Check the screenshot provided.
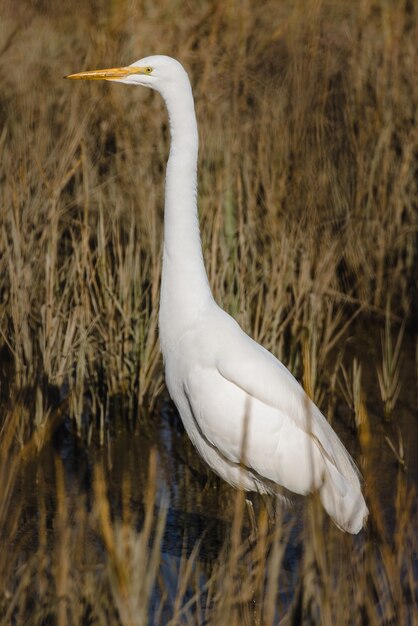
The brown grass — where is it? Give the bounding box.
[0,407,416,625]
[0,0,417,624]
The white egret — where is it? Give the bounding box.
[67,55,368,533]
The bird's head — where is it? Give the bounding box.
[65,55,189,97]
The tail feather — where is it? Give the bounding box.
[320,460,368,534]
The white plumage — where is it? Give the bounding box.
[67,55,368,534]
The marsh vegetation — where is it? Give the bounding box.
[0,0,417,623]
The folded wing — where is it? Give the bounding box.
[185,313,368,533]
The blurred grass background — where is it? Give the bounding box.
[0,0,417,624]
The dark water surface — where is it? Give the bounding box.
[9,328,418,621]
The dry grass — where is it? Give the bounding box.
[0,406,416,626]
[0,0,417,624]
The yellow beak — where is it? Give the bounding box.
[65,66,146,81]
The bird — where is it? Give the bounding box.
[66,55,368,534]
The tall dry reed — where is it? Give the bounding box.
[0,0,416,624]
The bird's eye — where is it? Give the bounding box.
[145,67,153,74]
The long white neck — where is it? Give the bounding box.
[158,80,213,357]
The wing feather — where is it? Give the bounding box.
[182,306,367,531]
[213,315,361,486]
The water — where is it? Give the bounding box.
[5,328,418,622]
